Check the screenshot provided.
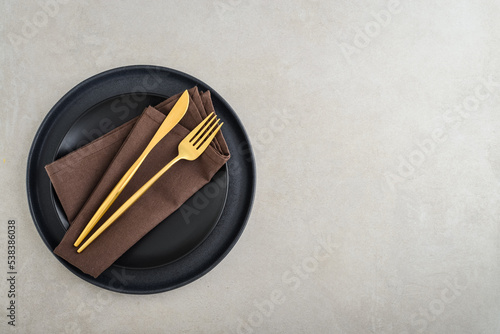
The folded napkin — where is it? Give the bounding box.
[48,87,230,278]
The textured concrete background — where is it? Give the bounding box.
[1,0,500,333]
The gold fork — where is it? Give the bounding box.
[77,112,223,253]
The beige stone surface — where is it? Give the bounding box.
[1,0,500,333]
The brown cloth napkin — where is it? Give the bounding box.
[47,87,230,278]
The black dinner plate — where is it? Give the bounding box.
[26,65,255,294]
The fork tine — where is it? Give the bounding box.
[196,122,223,152]
[195,118,219,148]
[191,114,217,144]
[186,112,215,141]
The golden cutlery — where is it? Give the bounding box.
[77,112,222,253]
[73,90,190,247]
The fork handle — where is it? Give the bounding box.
[73,147,152,247]
[77,155,183,253]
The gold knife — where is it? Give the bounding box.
[73,90,190,247]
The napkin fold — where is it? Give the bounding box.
[48,87,230,278]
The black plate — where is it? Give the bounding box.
[54,94,229,269]
[26,65,255,294]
